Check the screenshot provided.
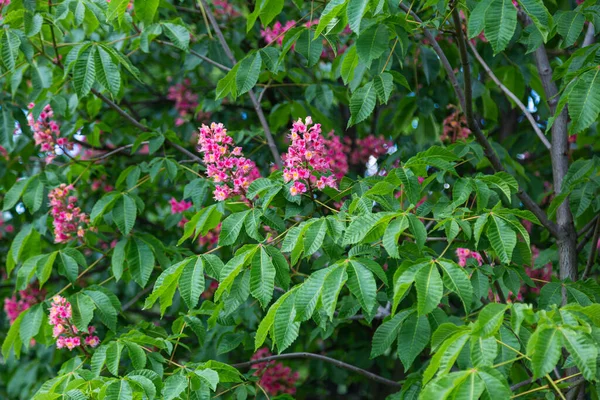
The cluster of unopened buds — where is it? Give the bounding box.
[48,184,90,243]
[441,105,471,142]
[282,117,337,196]
[49,295,100,350]
[28,103,73,164]
[251,348,299,395]
[3,285,46,324]
[456,248,483,267]
[197,122,261,201]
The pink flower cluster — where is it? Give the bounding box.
[0,0,10,8]
[197,122,261,201]
[282,117,337,196]
[3,285,46,324]
[260,21,296,46]
[441,105,471,142]
[48,184,90,243]
[323,132,350,179]
[213,0,239,18]
[456,248,483,267]
[28,103,73,164]
[351,135,393,165]
[0,145,7,159]
[91,176,114,193]
[170,197,193,227]
[167,79,205,127]
[201,280,219,300]
[49,295,100,350]
[0,214,14,239]
[251,348,299,396]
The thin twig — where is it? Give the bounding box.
[157,40,230,71]
[581,217,600,280]
[231,352,401,388]
[199,0,282,168]
[577,216,598,237]
[467,40,551,150]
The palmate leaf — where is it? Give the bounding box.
[484,0,517,54]
[162,23,190,51]
[560,328,597,380]
[477,368,511,400]
[371,309,413,358]
[527,326,562,379]
[392,261,428,315]
[71,292,96,332]
[415,262,443,315]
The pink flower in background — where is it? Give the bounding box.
[48,184,90,243]
[91,176,114,193]
[260,21,296,46]
[251,348,299,395]
[170,198,192,214]
[197,122,261,201]
[0,214,14,239]
[49,295,100,351]
[3,285,46,324]
[28,103,73,164]
[198,223,221,248]
[441,105,471,142]
[323,131,350,179]
[213,0,240,18]
[351,135,393,165]
[282,117,338,196]
[456,248,483,267]
[167,79,212,126]
[201,280,219,299]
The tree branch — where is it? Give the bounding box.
[156,40,231,71]
[581,217,600,280]
[232,352,401,388]
[467,40,551,150]
[199,0,282,168]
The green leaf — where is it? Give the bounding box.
[90,192,119,224]
[343,213,389,245]
[568,69,600,134]
[295,267,330,321]
[415,262,443,315]
[423,330,469,384]
[255,289,296,350]
[470,336,498,367]
[260,47,281,73]
[216,63,239,100]
[273,292,300,352]
[473,213,489,247]
[407,213,427,250]
[19,305,43,346]
[143,260,186,313]
[218,210,250,246]
[382,216,408,258]
[22,176,44,213]
[125,341,147,370]
[2,312,23,360]
[1,30,21,71]
[85,289,118,331]
[397,312,430,370]
[437,260,473,313]
[341,46,359,85]
[527,326,562,379]
[106,341,123,376]
[3,178,28,211]
[128,238,155,288]
[478,369,512,399]
[24,13,43,37]
[347,259,377,312]
[373,72,394,104]
[95,47,121,96]
[472,303,507,337]
[303,219,327,256]
[295,29,323,67]
[113,194,137,236]
[180,257,204,309]
[235,53,262,96]
[37,252,58,288]
[315,0,346,37]
[250,247,276,309]
[194,368,220,391]
[73,45,97,97]
[58,251,79,282]
[348,81,376,127]
[106,380,133,400]
[112,239,127,281]
[71,292,96,332]
[134,0,159,25]
[214,250,253,301]
[517,0,551,40]
[371,309,413,358]
[356,24,390,64]
[347,0,369,34]
[321,263,348,320]
[185,316,206,346]
[162,23,190,51]
[486,215,516,264]
[560,328,597,380]
[392,261,427,315]
[484,0,517,54]
[163,374,187,400]
[557,11,585,48]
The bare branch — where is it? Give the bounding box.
[199,0,283,168]
[156,40,231,71]
[467,40,551,150]
[582,218,600,280]
[232,352,401,388]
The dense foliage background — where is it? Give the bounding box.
[1,0,600,398]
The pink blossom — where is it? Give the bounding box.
[197,122,261,201]
[260,21,296,46]
[455,248,483,267]
[323,132,350,179]
[169,198,192,214]
[213,0,240,18]
[28,104,72,164]
[201,280,219,299]
[3,285,46,324]
[282,117,338,196]
[251,348,299,395]
[85,336,100,348]
[441,105,471,142]
[167,79,211,126]
[48,295,100,351]
[199,223,221,248]
[48,184,90,243]
[351,135,393,165]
